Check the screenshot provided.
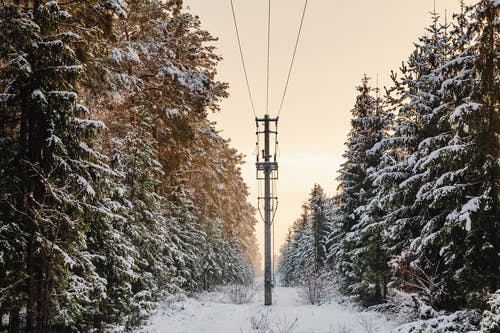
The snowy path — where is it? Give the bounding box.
[136,281,398,333]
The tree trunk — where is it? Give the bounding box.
[26,236,35,332]
[39,253,53,333]
[8,306,20,333]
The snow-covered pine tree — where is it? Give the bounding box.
[178,120,257,289]
[108,106,176,327]
[350,84,392,305]
[278,227,297,287]
[327,75,390,304]
[0,0,259,329]
[308,184,330,271]
[405,0,499,309]
[373,8,451,266]
[279,184,334,288]
[365,10,456,308]
[76,0,256,294]
[0,2,122,331]
[278,205,315,286]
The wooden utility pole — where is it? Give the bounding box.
[256,114,278,305]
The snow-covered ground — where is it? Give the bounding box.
[136,281,398,333]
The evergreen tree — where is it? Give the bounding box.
[327,75,390,304]
[279,206,314,286]
[107,106,175,326]
[0,0,260,330]
[278,227,297,287]
[405,0,499,309]
[374,8,451,264]
[279,186,332,287]
[308,184,330,271]
[370,10,456,307]
[0,2,119,331]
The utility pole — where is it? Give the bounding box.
[256,114,278,306]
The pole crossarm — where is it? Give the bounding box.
[256,116,279,122]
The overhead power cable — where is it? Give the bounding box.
[277,0,308,118]
[229,0,257,118]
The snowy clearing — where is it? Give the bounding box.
[136,281,398,333]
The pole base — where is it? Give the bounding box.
[264,282,272,305]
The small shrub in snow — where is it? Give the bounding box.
[249,310,271,333]
[299,268,334,305]
[274,315,298,333]
[226,282,257,304]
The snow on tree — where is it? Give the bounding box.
[326,75,391,305]
[279,185,333,288]
[308,184,330,270]
[373,8,452,263]
[279,206,313,286]
[480,290,500,333]
[0,0,260,331]
[0,2,119,330]
[278,2,497,329]
[406,0,499,309]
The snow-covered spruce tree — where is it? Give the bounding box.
[164,189,205,291]
[201,232,251,290]
[76,0,256,293]
[0,2,121,331]
[278,227,297,287]
[351,92,392,305]
[279,206,314,286]
[1,0,260,330]
[327,75,391,305]
[108,107,177,327]
[308,184,330,271]
[387,5,474,308]
[178,121,257,289]
[375,9,451,261]
[402,0,499,309]
[279,186,332,288]
[453,0,500,306]
[369,11,457,307]
[0,4,38,330]
[295,213,315,284]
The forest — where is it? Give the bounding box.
[279,1,499,332]
[0,0,260,331]
[1,0,499,332]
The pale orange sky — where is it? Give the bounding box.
[183,0,472,264]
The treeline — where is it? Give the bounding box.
[280,0,498,327]
[0,0,259,331]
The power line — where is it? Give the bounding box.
[229,0,257,118]
[277,0,308,118]
[266,0,271,116]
